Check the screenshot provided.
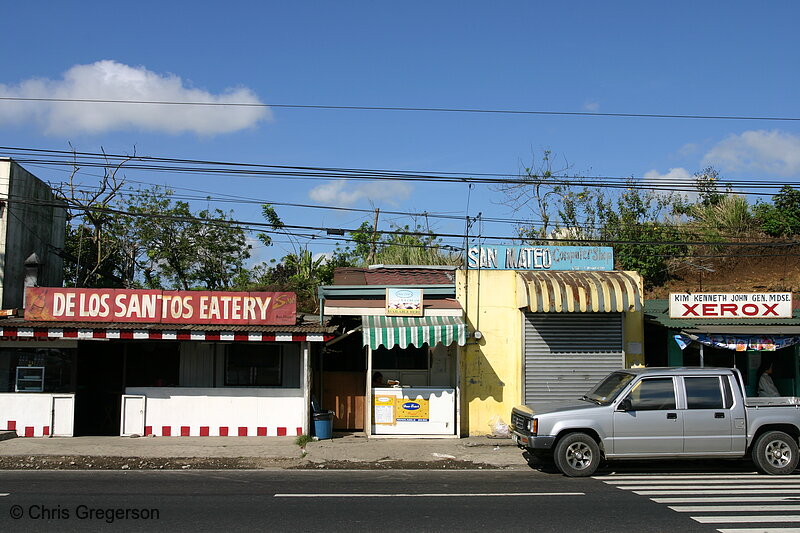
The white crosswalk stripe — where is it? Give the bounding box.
[595,473,800,533]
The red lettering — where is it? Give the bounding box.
[682,304,700,317]
[702,303,718,316]
[763,303,780,316]
[741,303,759,316]
[719,303,738,316]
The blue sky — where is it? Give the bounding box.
[2,1,799,263]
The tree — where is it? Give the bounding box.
[128,187,250,290]
[55,148,136,288]
[755,185,800,237]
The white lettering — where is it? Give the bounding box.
[53,293,66,317]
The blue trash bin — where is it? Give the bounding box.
[313,410,334,440]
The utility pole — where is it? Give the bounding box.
[367,208,380,265]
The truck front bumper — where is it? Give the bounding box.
[511,431,555,450]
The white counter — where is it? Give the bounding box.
[372,387,455,435]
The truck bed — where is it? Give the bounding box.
[744,396,800,407]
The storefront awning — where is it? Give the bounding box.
[362,315,467,350]
[518,271,642,313]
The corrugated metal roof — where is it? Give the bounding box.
[333,267,455,286]
[0,318,336,334]
[518,271,642,313]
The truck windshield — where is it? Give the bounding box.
[583,372,635,405]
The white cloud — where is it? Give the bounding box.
[308,179,413,206]
[583,100,599,112]
[0,60,270,135]
[642,167,697,200]
[703,129,800,176]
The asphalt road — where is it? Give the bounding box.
[0,468,792,532]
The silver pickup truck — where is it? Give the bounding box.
[511,367,800,477]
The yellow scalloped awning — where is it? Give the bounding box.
[518,271,642,313]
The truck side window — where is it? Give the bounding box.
[685,377,724,409]
[626,378,676,411]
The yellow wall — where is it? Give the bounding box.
[456,269,644,436]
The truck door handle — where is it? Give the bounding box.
[667,413,677,419]
[715,412,725,419]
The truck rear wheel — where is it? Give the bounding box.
[554,433,601,477]
[752,431,799,475]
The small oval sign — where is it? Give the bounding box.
[402,402,421,410]
[395,290,414,298]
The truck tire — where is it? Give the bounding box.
[752,431,799,475]
[554,433,601,477]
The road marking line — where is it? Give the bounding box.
[670,505,800,512]
[635,489,800,495]
[274,492,585,498]
[0,493,8,497]
[595,475,761,480]
[607,479,800,485]
[693,515,800,524]
[654,497,800,504]
[622,485,800,491]
[717,527,800,533]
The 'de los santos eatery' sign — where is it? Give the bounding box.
[24,288,296,325]
[669,292,793,319]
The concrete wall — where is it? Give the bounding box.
[0,160,66,309]
[456,269,645,436]
[124,387,304,436]
[0,393,75,437]
[457,270,522,436]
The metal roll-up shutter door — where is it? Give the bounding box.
[524,312,624,405]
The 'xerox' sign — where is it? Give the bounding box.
[669,293,793,319]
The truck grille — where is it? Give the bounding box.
[511,411,528,432]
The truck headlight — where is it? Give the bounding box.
[528,418,538,435]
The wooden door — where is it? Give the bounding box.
[322,371,365,430]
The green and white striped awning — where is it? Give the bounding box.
[362,315,467,350]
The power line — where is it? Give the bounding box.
[1,96,800,122]
[6,193,800,250]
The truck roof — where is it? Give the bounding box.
[619,367,738,376]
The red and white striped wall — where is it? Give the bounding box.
[0,393,74,437]
[142,425,303,437]
[123,388,307,437]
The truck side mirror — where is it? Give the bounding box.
[617,398,633,412]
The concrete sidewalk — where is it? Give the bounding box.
[0,431,528,470]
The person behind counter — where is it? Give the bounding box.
[757,360,780,397]
[372,372,399,388]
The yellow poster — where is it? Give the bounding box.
[373,394,396,425]
[395,398,430,422]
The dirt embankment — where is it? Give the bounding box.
[648,245,800,298]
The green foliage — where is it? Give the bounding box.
[755,185,800,237]
[690,195,755,241]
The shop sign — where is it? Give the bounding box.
[385,288,423,316]
[24,288,296,325]
[395,398,429,422]
[466,245,613,271]
[669,292,793,319]
[373,395,396,425]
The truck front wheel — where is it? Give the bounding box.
[554,433,601,477]
[752,431,799,475]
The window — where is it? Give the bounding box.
[225,344,282,386]
[586,372,635,405]
[685,377,724,409]
[626,378,676,411]
[372,344,429,370]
